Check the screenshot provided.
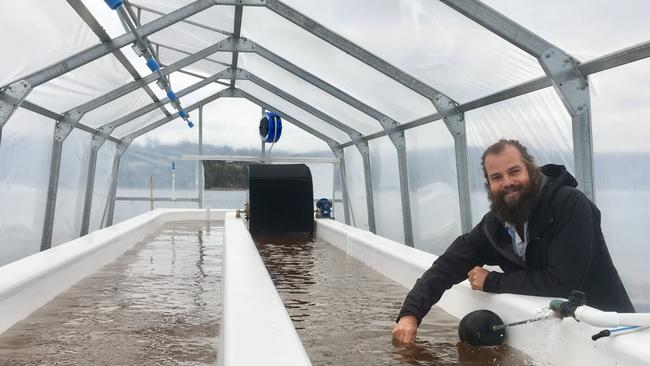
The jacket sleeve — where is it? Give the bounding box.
[483,190,594,297]
[397,219,494,325]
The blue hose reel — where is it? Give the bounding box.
[259,111,282,143]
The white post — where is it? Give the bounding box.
[171,161,176,207]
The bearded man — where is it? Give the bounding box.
[392,139,634,344]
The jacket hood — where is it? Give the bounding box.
[538,164,578,198]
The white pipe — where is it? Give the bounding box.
[574,307,650,327]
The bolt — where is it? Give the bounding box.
[545,53,551,59]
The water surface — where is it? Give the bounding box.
[255,237,534,365]
[0,222,222,366]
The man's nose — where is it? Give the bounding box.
[502,176,514,188]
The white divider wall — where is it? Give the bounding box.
[315,218,650,366]
[0,209,227,336]
[221,212,311,366]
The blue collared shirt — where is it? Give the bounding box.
[505,222,528,259]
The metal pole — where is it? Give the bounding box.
[198,105,204,208]
[41,140,64,251]
[331,162,336,219]
[103,147,125,227]
[339,158,352,226]
[359,144,376,233]
[150,176,154,210]
[395,144,414,246]
[80,148,99,236]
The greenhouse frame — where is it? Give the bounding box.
[1,0,650,313]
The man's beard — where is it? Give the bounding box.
[488,178,540,225]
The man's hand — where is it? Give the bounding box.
[392,315,418,344]
[467,266,489,291]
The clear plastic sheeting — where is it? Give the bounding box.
[157,46,231,78]
[0,110,54,266]
[0,0,97,87]
[82,88,153,128]
[139,7,230,54]
[590,58,650,311]
[132,0,234,33]
[280,0,543,104]
[369,137,404,243]
[343,146,369,231]
[238,54,383,135]
[112,108,170,139]
[89,141,118,231]
[237,80,352,144]
[466,87,573,225]
[117,139,198,193]
[173,82,226,108]
[27,54,136,114]
[481,0,650,61]
[195,97,331,154]
[405,122,461,255]
[241,7,434,123]
[305,162,335,205]
[52,130,92,247]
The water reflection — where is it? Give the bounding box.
[0,222,223,366]
[256,237,534,365]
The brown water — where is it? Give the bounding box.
[255,237,535,366]
[0,222,222,366]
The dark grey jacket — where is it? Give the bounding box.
[398,164,634,324]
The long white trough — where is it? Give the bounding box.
[315,218,650,366]
[3,209,648,365]
[0,208,227,335]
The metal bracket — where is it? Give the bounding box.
[379,116,405,149]
[230,68,249,80]
[91,133,107,151]
[218,37,256,52]
[116,136,133,157]
[354,139,370,158]
[328,141,344,158]
[0,80,32,127]
[432,93,465,138]
[538,48,589,117]
[349,131,364,145]
[54,110,84,142]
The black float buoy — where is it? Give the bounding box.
[458,310,506,346]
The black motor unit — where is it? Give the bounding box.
[248,164,314,236]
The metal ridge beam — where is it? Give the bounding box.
[2,0,219,90]
[579,40,650,75]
